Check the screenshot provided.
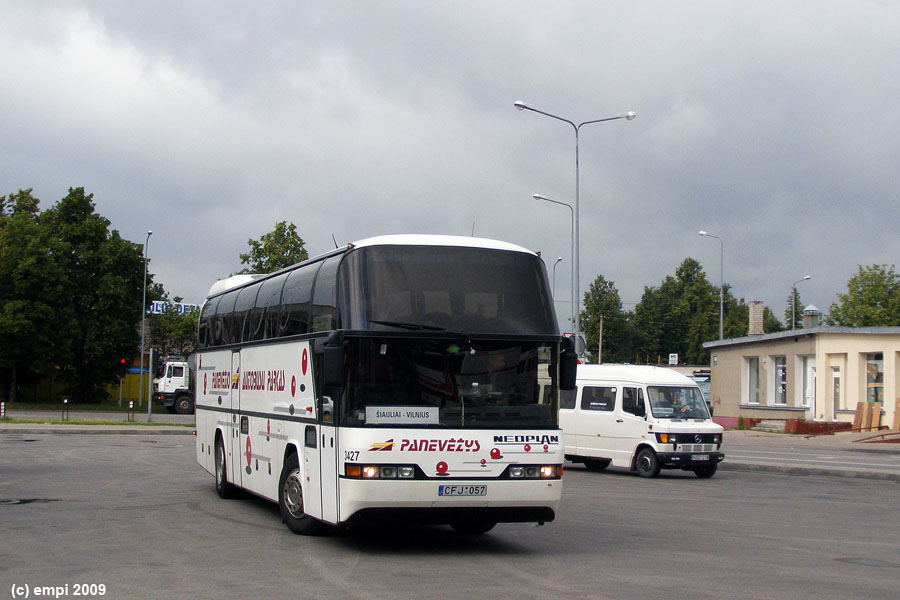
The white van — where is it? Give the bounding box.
[560,364,724,478]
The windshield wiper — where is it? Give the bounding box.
[368,319,446,331]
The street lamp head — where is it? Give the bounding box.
[802,275,811,281]
[555,256,563,265]
[533,193,547,201]
[698,230,708,236]
[147,230,153,236]
[514,101,530,111]
[619,111,637,120]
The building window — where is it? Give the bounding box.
[744,356,760,404]
[866,353,883,403]
[774,356,787,405]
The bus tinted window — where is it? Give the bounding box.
[254,272,288,340]
[234,284,260,343]
[342,246,557,335]
[311,255,342,332]
[198,297,219,348]
[216,290,239,345]
[280,263,318,336]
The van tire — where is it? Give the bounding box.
[635,448,661,478]
[584,458,611,472]
[693,464,717,478]
[278,453,325,535]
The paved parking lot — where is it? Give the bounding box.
[2,431,899,600]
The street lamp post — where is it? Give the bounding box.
[534,194,574,329]
[698,231,724,340]
[552,256,563,302]
[138,230,152,421]
[792,275,812,331]
[516,101,635,353]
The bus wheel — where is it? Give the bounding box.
[450,520,497,535]
[175,395,194,415]
[584,458,611,472]
[635,448,661,478]
[215,437,236,499]
[278,454,324,535]
[693,464,718,478]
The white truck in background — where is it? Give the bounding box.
[152,354,195,414]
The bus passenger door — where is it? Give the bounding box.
[319,416,339,524]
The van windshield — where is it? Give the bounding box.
[647,386,710,419]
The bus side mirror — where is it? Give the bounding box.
[323,345,344,388]
[559,337,577,391]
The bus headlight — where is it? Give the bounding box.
[508,465,562,479]
[345,464,418,479]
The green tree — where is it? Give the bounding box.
[631,258,718,364]
[149,297,200,356]
[0,190,64,402]
[827,264,900,326]
[40,187,146,403]
[239,221,308,273]
[580,275,634,363]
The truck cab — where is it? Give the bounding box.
[560,364,724,478]
[152,356,195,414]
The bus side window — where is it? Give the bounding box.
[280,264,318,337]
[255,272,287,341]
[216,291,239,346]
[198,297,219,348]
[311,255,342,332]
[234,284,260,343]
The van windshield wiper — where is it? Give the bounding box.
[368,319,446,331]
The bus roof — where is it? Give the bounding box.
[350,234,537,255]
[577,364,698,386]
[205,234,539,298]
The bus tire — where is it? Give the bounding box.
[174,395,194,415]
[279,453,324,535]
[584,458,611,472]
[450,520,497,535]
[635,448,661,478]
[693,464,718,478]
[215,436,237,499]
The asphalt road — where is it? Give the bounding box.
[2,432,898,600]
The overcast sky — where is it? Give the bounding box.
[2,1,898,327]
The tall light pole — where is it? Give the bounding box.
[516,101,635,353]
[138,230,152,420]
[534,194,575,330]
[552,256,563,302]
[698,231,724,340]
[792,275,812,331]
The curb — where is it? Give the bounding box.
[720,461,900,483]
[1,426,195,435]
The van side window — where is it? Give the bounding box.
[559,388,576,410]
[581,386,616,411]
[622,387,644,416]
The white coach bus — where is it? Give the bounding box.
[195,235,577,535]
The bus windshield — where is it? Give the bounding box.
[647,386,710,420]
[341,245,558,336]
[341,338,557,429]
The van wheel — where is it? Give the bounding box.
[693,464,718,478]
[635,448,661,478]
[450,520,497,535]
[584,458,611,472]
[278,453,325,535]
[215,436,236,499]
